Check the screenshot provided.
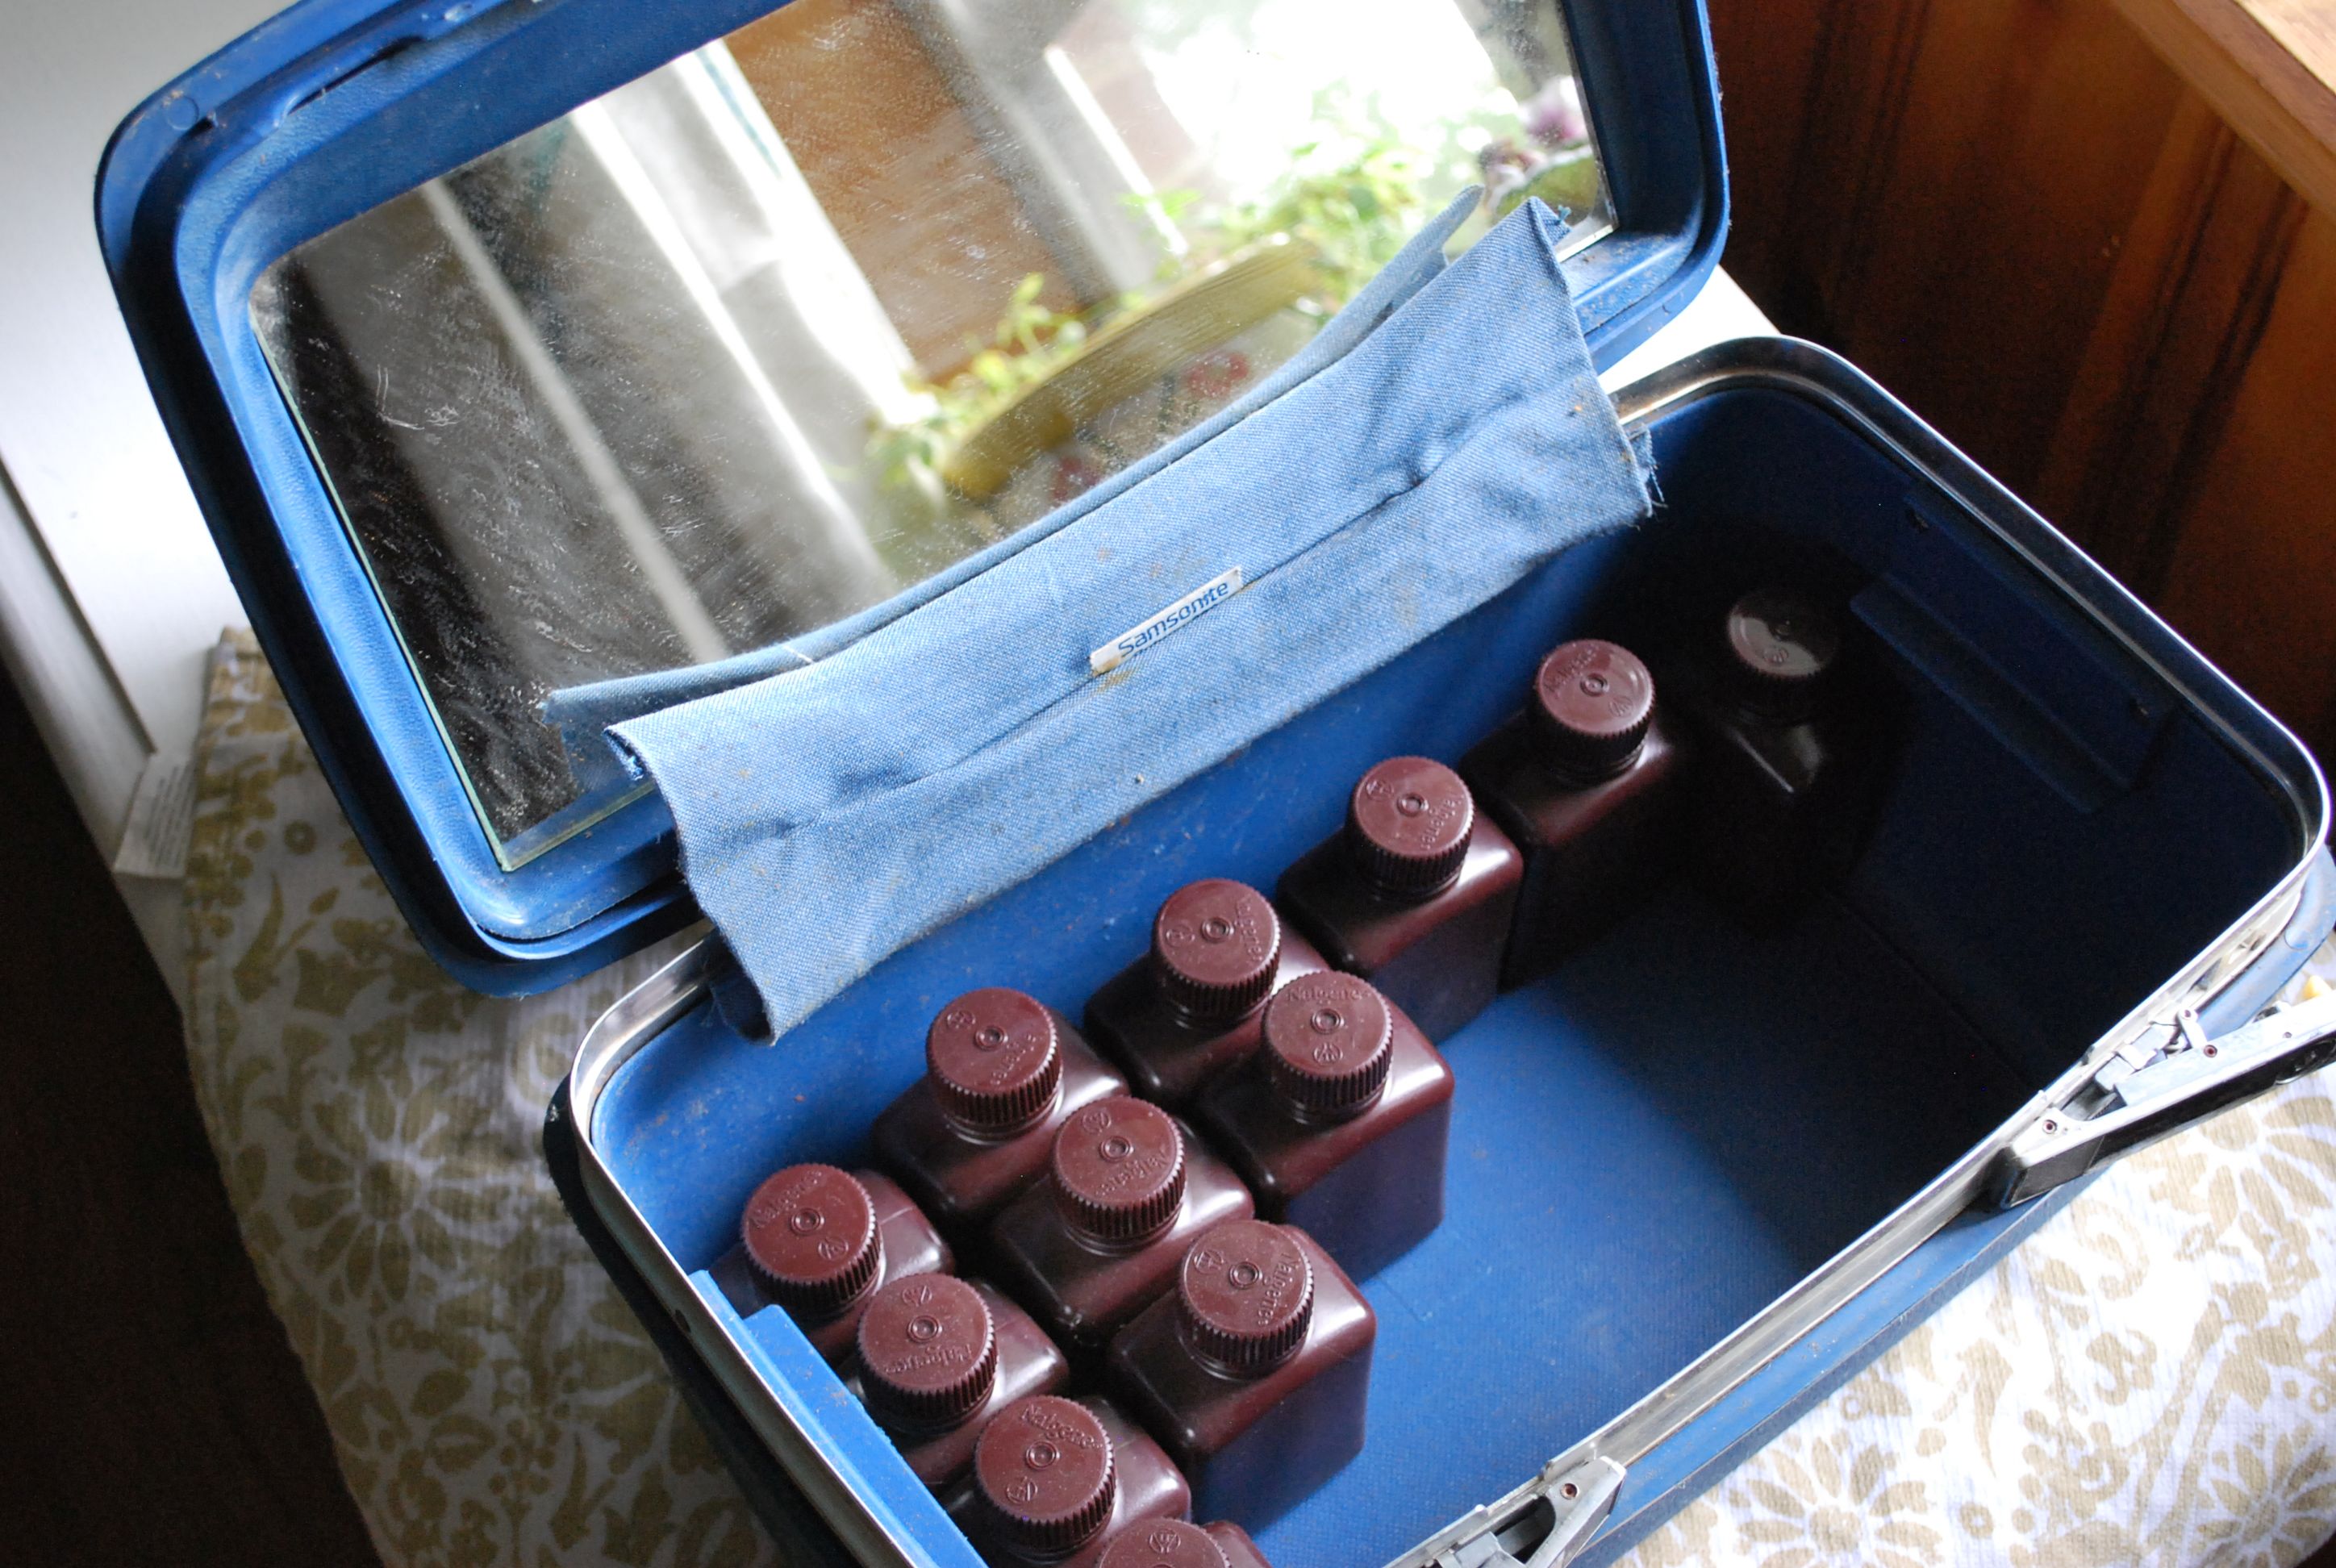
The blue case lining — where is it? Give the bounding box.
[588,379,2314,1568]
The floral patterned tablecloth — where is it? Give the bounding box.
[183,630,2336,1568]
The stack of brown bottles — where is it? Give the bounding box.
[1086,880,1328,1107]
[712,569,1897,1566]
[714,1162,952,1366]
[947,1394,1191,1568]
[1462,636,1687,986]
[1278,756,1521,1039]
[987,1095,1254,1370]
[728,866,1467,1559]
[874,986,1129,1248]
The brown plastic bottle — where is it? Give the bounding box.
[1459,638,1687,988]
[873,988,1129,1251]
[709,1164,952,1367]
[1094,1517,1274,1568]
[986,1096,1255,1370]
[1103,1219,1375,1528]
[849,1273,1071,1491]
[1679,589,1876,920]
[1191,972,1453,1282]
[1277,756,1523,1040]
[1084,880,1329,1111]
[945,1394,1192,1568]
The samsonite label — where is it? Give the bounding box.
[1090,566,1243,675]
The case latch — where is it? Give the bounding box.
[1429,1456,1625,1568]
[1996,990,2336,1207]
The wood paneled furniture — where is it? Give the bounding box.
[1709,0,2336,765]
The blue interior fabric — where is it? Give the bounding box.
[584,365,2321,1567]
[607,198,1652,1040]
[543,190,1483,769]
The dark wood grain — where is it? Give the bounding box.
[2150,207,2336,750]
[2113,0,2336,223]
[0,666,379,1567]
[1708,0,2336,766]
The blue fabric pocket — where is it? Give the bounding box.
[611,198,1651,1038]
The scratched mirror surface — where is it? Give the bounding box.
[250,0,1614,863]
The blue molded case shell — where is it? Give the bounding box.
[555,344,2332,1567]
[94,0,1727,994]
[549,849,2336,1567]
[106,7,2333,1561]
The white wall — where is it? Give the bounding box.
[0,0,277,848]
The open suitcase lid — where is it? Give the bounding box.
[97,0,1726,994]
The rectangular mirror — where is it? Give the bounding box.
[250,0,1613,864]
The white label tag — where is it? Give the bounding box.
[1090,566,1243,675]
[113,747,197,880]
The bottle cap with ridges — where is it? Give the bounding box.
[1149,880,1282,1021]
[1724,588,1839,721]
[1531,640,1655,781]
[1262,973,1392,1118]
[855,1274,998,1432]
[927,988,1062,1133]
[1096,1519,1231,1568]
[1176,1219,1314,1375]
[740,1164,882,1320]
[1344,757,1475,895]
[973,1396,1118,1557]
[1051,1097,1188,1246]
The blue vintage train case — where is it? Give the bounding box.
[98,1,2335,1564]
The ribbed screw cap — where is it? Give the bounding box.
[1149,880,1282,1021]
[740,1164,882,1320]
[1723,589,1840,721]
[972,1396,1118,1558]
[1051,1097,1187,1246]
[1343,757,1475,896]
[855,1274,997,1432]
[1176,1219,1315,1376]
[1262,972,1392,1118]
[928,988,1062,1133]
[1531,640,1655,781]
[1096,1520,1231,1568]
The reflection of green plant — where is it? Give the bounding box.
[1492,150,1602,224]
[1194,135,1428,311]
[870,77,1595,495]
[868,273,1094,494]
[871,132,1431,495]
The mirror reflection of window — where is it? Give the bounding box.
[252,0,1611,862]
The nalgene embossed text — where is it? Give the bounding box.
[945,1394,1191,1568]
[1103,1220,1374,1528]
[1277,756,1521,1040]
[987,1095,1254,1370]
[1086,880,1329,1110]
[711,1162,951,1367]
[851,1272,1070,1491]
[1460,638,1688,986]
[874,987,1129,1255]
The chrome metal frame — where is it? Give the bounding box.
[565,336,2330,1568]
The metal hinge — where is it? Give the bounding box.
[1996,989,2336,1207]
[1426,1457,1626,1568]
